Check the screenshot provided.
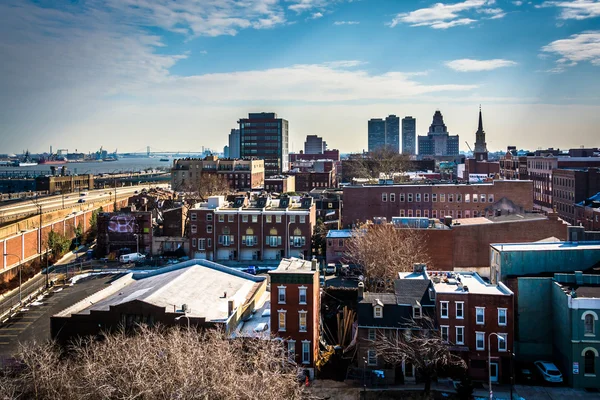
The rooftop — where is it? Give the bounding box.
[55,260,265,321]
[344,180,530,188]
[399,270,512,296]
[326,229,353,239]
[490,241,600,252]
[452,213,549,226]
[269,257,317,275]
[231,291,271,338]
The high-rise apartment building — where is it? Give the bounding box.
[368,115,400,153]
[304,135,326,155]
[402,116,416,155]
[417,110,459,157]
[239,112,289,177]
[228,129,241,159]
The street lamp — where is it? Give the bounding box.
[488,332,506,400]
[4,253,22,303]
[175,314,190,329]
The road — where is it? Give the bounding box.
[0,184,168,220]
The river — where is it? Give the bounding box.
[0,158,172,176]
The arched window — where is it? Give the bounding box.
[270,228,278,235]
[223,226,230,235]
[293,228,301,236]
[585,314,595,335]
[246,228,254,235]
[585,350,595,375]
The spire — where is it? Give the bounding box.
[478,105,483,133]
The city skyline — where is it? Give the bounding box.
[1,0,600,153]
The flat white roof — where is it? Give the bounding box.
[491,241,600,252]
[399,270,512,295]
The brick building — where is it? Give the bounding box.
[552,168,600,225]
[575,193,600,230]
[290,149,340,162]
[400,267,515,383]
[171,156,264,191]
[35,174,94,194]
[288,159,338,192]
[342,180,534,227]
[499,148,530,180]
[264,175,295,193]
[96,210,153,257]
[162,207,187,237]
[464,159,500,181]
[311,189,343,229]
[188,195,316,262]
[269,258,320,377]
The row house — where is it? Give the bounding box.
[552,168,600,225]
[342,180,533,227]
[188,195,316,262]
[171,155,265,191]
[269,258,320,378]
[264,175,296,193]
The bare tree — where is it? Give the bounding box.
[345,223,431,292]
[344,147,411,183]
[374,317,466,396]
[0,326,312,400]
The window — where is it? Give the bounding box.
[218,235,233,246]
[480,194,486,203]
[440,194,445,202]
[476,307,485,325]
[206,225,213,233]
[408,209,413,217]
[198,239,206,250]
[300,215,306,223]
[498,308,507,326]
[299,311,307,332]
[228,214,234,222]
[585,313,596,335]
[207,238,211,247]
[424,193,429,202]
[190,213,197,222]
[432,209,438,218]
[242,215,248,223]
[473,194,478,203]
[399,210,405,217]
[416,210,421,217]
[440,301,449,318]
[456,194,462,203]
[374,306,383,318]
[191,225,197,234]
[456,326,465,345]
[400,194,405,202]
[289,215,295,223]
[192,238,196,247]
[299,287,307,304]
[416,193,421,202]
[440,325,449,343]
[413,306,422,319]
[302,341,310,364]
[278,310,286,331]
[278,286,286,304]
[206,213,213,221]
[367,349,377,366]
[432,193,437,202]
[265,215,272,223]
[498,334,507,352]
[382,193,388,202]
[585,350,596,375]
[465,194,470,203]
[218,214,225,222]
[456,302,464,319]
[489,194,494,203]
[368,328,376,341]
[276,215,282,223]
[424,210,429,217]
[287,340,296,362]
[476,332,485,350]
[448,194,454,203]
[408,193,413,202]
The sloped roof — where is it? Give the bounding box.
[394,279,432,307]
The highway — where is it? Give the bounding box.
[0,184,169,220]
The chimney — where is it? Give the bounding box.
[444,216,453,227]
[413,263,427,274]
[358,281,364,300]
[228,300,235,316]
[311,258,317,271]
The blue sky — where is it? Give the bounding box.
[1,0,599,153]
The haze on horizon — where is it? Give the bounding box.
[1,0,599,154]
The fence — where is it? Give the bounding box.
[0,272,53,322]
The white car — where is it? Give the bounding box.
[534,361,563,383]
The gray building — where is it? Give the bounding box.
[385,115,400,153]
[417,110,459,157]
[368,115,400,153]
[368,118,386,152]
[228,128,241,159]
[402,116,416,155]
[239,112,289,177]
[304,135,326,155]
[223,145,229,159]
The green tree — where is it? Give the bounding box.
[47,230,70,260]
[87,208,101,243]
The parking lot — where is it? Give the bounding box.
[0,275,117,358]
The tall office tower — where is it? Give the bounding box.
[223,145,230,159]
[228,129,241,159]
[239,112,289,177]
[402,116,416,155]
[473,106,488,161]
[385,115,400,153]
[304,135,326,154]
[368,118,386,152]
[417,110,459,157]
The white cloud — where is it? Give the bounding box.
[287,0,336,13]
[537,0,600,20]
[512,1,523,5]
[541,31,600,72]
[199,50,208,55]
[334,20,360,25]
[388,0,503,29]
[310,12,324,19]
[445,58,518,71]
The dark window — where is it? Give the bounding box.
[585,350,595,375]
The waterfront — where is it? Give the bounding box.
[0,158,171,176]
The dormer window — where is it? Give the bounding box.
[413,306,422,319]
[373,305,383,318]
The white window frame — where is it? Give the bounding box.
[278,310,287,332]
[374,306,383,318]
[440,325,449,343]
[228,214,234,222]
[476,331,485,350]
[367,349,377,366]
[191,224,197,234]
[287,340,296,362]
[382,193,388,202]
[416,193,421,202]
[198,238,206,250]
[276,215,282,223]
[498,333,507,352]
[440,301,449,319]
[242,215,248,223]
[456,326,465,345]
[368,328,376,341]
[206,225,213,234]
[476,307,485,325]
[298,310,308,332]
[278,286,286,304]
[424,193,429,202]
[301,341,311,364]
[390,193,396,202]
[456,302,464,319]
[190,213,197,222]
[408,193,413,202]
[218,214,225,222]
[300,215,306,223]
[413,306,422,319]
[192,238,197,247]
[299,286,307,305]
[265,215,272,223]
[206,213,213,221]
[498,308,507,326]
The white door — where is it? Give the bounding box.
[490,362,499,383]
[193,252,207,260]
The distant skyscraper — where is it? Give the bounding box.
[228,129,241,159]
[239,112,289,176]
[473,106,488,161]
[402,116,416,155]
[304,135,326,154]
[368,118,386,152]
[385,115,400,153]
[417,110,459,157]
[224,145,230,159]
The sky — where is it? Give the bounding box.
[1,0,600,154]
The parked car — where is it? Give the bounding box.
[325,264,336,275]
[534,361,563,383]
[518,367,534,384]
[119,252,146,263]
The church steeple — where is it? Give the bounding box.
[473,105,488,161]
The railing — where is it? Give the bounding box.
[0,273,53,322]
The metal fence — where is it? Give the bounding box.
[0,273,53,322]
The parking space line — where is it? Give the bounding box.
[0,334,18,337]
[0,328,26,331]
